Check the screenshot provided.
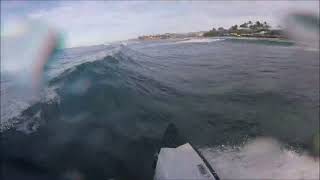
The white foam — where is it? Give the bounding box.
[175,38,225,44]
[200,137,319,180]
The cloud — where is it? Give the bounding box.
[1,1,319,47]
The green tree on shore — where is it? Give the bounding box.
[203,20,282,38]
[229,25,238,32]
[218,27,224,31]
[240,22,248,28]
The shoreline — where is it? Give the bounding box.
[137,36,294,43]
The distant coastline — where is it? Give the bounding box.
[138,20,287,40]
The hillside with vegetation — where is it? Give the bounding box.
[203,21,285,38]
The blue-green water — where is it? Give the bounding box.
[1,38,319,179]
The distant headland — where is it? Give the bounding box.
[138,21,286,40]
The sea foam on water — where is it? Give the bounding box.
[201,137,319,179]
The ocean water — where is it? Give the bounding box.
[1,38,319,179]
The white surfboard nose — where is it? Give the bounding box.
[154,143,218,180]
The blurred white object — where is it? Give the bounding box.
[154,143,218,180]
[1,20,58,87]
[1,20,58,132]
[285,13,319,50]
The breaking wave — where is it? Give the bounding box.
[1,39,318,179]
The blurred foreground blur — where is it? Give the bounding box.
[1,21,61,131]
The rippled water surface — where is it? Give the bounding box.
[1,38,319,179]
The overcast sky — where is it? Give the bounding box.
[1,1,319,47]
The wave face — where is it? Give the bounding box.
[1,39,319,179]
